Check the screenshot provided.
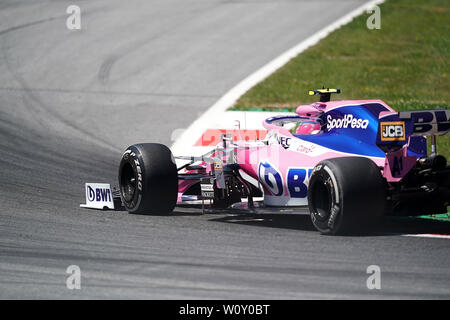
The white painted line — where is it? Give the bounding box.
[402,234,450,240]
[171,0,386,155]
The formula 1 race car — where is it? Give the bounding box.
[114,89,449,235]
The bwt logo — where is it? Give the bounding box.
[258,161,283,196]
[408,110,450,134]
[87,186,112,202]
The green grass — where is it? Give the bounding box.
[232,0,450,157]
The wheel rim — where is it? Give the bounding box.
[120,162,136,202]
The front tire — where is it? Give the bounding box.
[118,143,178,214]
[307,157,385,235]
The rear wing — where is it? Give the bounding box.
[398,110,449,136]
[377,109,449,153]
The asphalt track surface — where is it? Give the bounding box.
[0,0,449,299]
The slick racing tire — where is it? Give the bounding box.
[118,143,178,214]
[307,157,385,235]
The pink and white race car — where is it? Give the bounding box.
[116,89,450,235]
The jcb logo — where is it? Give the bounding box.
[380,122,405,141]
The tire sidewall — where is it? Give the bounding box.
[118,146,145,213]
[308,163,344,235]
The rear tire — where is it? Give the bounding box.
[307,157,385,235]
[118,143,178,214]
